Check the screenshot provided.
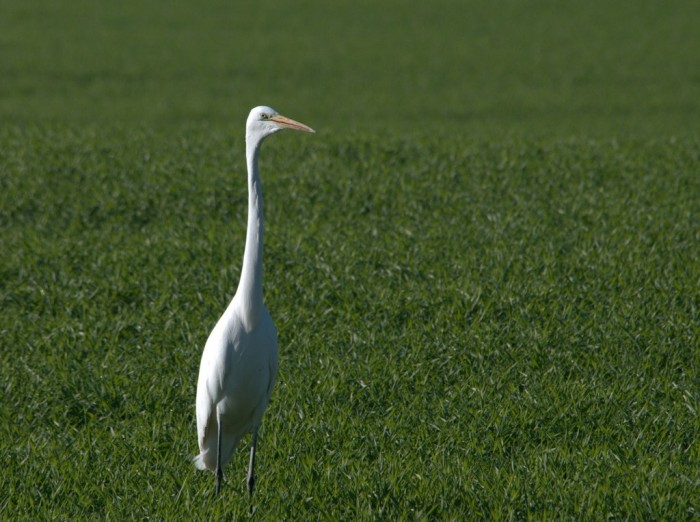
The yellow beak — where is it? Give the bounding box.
[269,114,315,133]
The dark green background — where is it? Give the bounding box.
[2,0,699,136]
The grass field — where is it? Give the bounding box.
[1,0,699,519]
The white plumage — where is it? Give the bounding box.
[194,106,314,499]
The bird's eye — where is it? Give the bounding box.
[261,113,269,120]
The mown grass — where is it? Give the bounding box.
[1,0,700,519]
[1,127,698,519]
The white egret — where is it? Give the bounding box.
[194,106,314,500]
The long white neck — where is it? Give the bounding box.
[235,137,265,328]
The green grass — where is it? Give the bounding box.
[1,0,700,519]
[1,0,699,135]
[2,129,699,519]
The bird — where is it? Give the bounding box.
[194,106,315,501]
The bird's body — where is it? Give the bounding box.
[194,299,278,472]
[194,106,314,498]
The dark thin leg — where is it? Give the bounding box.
[215,408,223,495]
[247,427,258,508]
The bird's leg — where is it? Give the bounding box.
[215,408,223,495]
[247,427,258,507]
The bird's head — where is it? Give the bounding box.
[246,106,315,144]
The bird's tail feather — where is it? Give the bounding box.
[193,453,208,471]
